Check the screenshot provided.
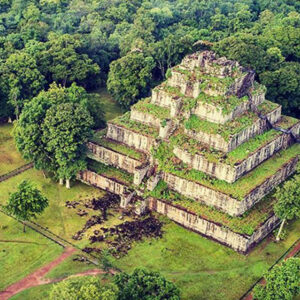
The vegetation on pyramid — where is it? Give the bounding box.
[82,51,300,253]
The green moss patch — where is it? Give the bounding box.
[132,98,170,119]
[195,93,248,115]
[147,181,275,236]
[87,159,133,185]
[153,142,299,200]
[251,82,267,96]
[184,111,258,142]
[257,100,280,115]
[90,130,145,161]
[110,112,159,138]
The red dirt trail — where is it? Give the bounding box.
[0,247,76,300]
[243,240,300,300]
[0,246,115,300]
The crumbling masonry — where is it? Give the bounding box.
[78,51,300,253]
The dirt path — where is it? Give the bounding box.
[0,247,76,300]
[243,239,300,300]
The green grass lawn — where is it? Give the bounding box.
[0,169,132,249]
[0,124,26,176]
[0,213,63,290]
[0,169,106,248]
[44,254,98,280]
[89,88,124,121]
[113,217,300,300]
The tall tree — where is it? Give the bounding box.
[0,51,45,119]
[4,180,48,232]
[43,33,100,87]
[15,82,104,175]
[114,268,180,300]
[107,51,155,108]
[253,258,300,300]
[42,102,93,188]
[50,277,118,300]
[274,174,300,241]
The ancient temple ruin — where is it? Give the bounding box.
[78,51,300,253]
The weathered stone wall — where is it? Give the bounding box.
[246,214,279,249]
[168,71,201,98]
[151,88,174,108]
[87,142,142,174]
[173,128,296,183]
[78,170,127,196]
[107,123,156,153]
[243,156,298,210]
[250,92,265,106]
[185,106,282,152]
[148,197,278,252]
[130,109,161,128]
[193,99,250,124]
[163,156,298,216]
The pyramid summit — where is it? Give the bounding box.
[79,51,300,253]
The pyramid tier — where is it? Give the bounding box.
[184,100,281,152]
[151,81,266,124]
[107,112,158,153]
[153,142,299,216]
[171,116,300,183]
[130,98,171,128]
[148,183,279,253]
[87,130,147,174]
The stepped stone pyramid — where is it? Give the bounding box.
[79,51,300,253]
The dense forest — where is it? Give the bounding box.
[0,0,299,121]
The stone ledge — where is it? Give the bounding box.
[162,155,298,216]
[193,97,250,124]
[185,105,282,152]
[77,170,128,196]
[107,123,156,153]
[148,197,279,253]
[173,124,297,183]
[130,109,161,128]
[87,142,142,174]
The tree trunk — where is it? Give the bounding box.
[66,179,71,189]
[59,178,64,185]
[276,218,286,242]
[42,170,46,178]
[23,223,26,233]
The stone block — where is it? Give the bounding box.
[107,123,155,153]
[130,109,161,128]
[185,105,282,152]
[87,142,142,174]
[148,197,279,253]
[163,155,298,216]
[134,163,150,185]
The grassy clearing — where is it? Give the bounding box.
[0,213,63,290]
[87,159,134,185]
[0,168,133,251]
[110,112,159,138]
[147,180,275,235]
[91,130,145,161]
[45,254,98,279]
[0,124,26,175]
[114,217,300,300]
[89,88,124,121]
[0,169,106,248]
[154,142,300,200]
